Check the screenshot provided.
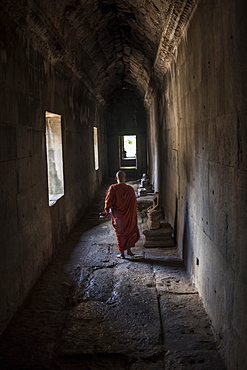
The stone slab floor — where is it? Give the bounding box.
[0,183,226,370]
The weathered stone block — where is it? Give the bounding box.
[0,234,22,275]
[33,130,43,155]
[215,113,238,167]
[142,222,175,248]
[0,125,17,161]
[17,157,32,192]
[143,222,173,236]
[16,187,35,229]
[16,126,33,158]
[238,109,247,171]
[0,90,19,126]
[0,161,18,244]
[143,239,176,247]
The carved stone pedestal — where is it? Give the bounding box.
[142,222,175,248]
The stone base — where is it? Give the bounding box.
[137,195,154,207]
[143,239,176,247]
[142,222,176,248]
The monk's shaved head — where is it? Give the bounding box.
[116,171,126,183]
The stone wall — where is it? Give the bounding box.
[151,0,247,368]
[0,16,107,334]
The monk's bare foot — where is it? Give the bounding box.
[116,253,125,259]
[127,249,135,256]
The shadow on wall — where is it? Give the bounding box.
[182,202,193,271]
[173,197,178,247]
[173,196,193,268]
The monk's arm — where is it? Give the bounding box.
[104,186,114,215]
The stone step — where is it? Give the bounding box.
[143,239,176,247]
[142,222,174,236]
[141,222,176,248]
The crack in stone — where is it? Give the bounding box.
[151,263,165,352]
[92,263,117,270]
[163,291,199,295]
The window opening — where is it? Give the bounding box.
[122,135,136,159]
[120,135,137,169]
[93,126,99,170]
[45,112,64,206]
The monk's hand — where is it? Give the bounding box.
[99,211,111,219]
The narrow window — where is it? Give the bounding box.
[45,112,64,206]
[93,126,99,170]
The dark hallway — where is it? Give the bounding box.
[0,0,246,369]
[0,183,226,369]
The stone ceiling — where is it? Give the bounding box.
[0,0,197,102]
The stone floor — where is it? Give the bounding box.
[0,182,226,369]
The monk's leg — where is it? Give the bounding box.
[115,233,125,258]
[116,251,125,259]
[127,248,135,256]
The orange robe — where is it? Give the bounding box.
[104,183,140,252]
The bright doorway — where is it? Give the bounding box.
[120,135,137,169]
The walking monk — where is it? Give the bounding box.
[104,171,140,258]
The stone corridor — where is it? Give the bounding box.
[0,183,225,370]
